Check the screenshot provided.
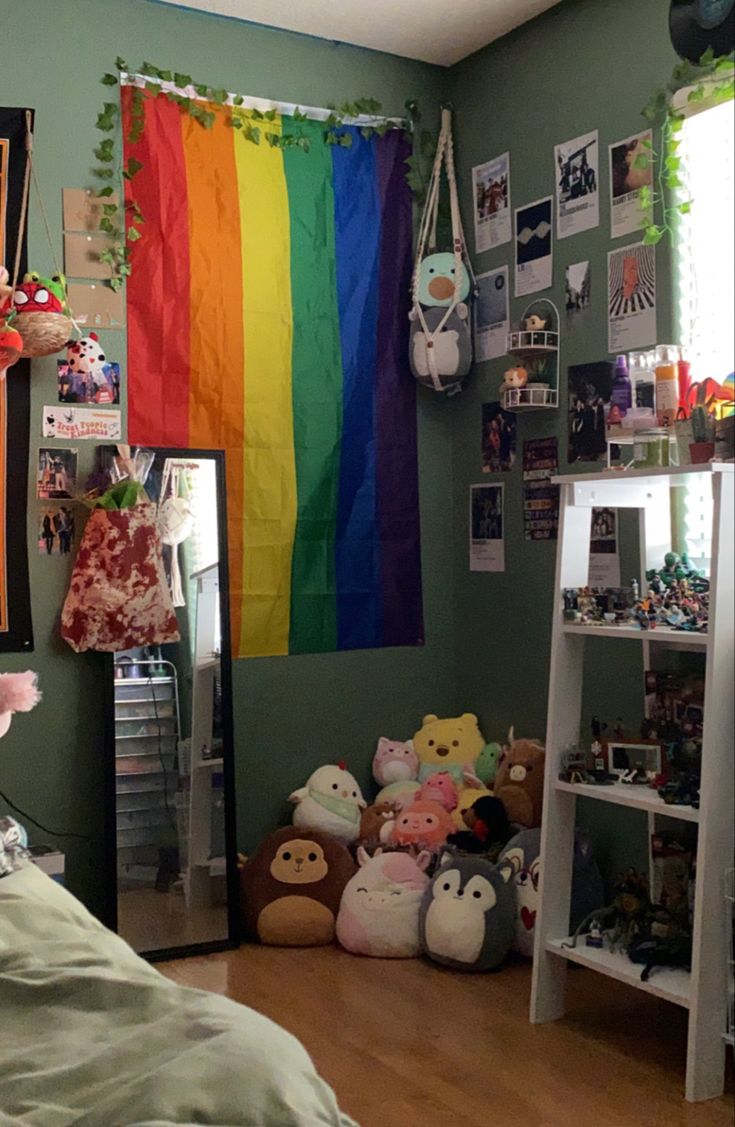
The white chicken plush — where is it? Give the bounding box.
[66,333,108,391]
[289,763,366,845]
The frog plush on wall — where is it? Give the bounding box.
[409,253,472,393]
[413,712,486,785]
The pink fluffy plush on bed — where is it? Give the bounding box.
[0,672,41,715]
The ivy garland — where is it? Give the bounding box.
[638,48,734,246]
[92,58,432,289]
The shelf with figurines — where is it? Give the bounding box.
[560,551,709,646]
[500,298,560,412]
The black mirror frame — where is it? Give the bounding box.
[101,448,239,961]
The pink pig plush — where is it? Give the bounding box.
[372,737,419,786]
[418,770,459,812]
[336,847,431,957]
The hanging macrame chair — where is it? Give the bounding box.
[409,106,477,396]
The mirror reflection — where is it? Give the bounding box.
[106,449,234,955]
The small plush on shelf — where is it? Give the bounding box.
[390,799,455,851]
[418,770,459,812]
[289,763,366,845]
[523,313,549,331]
[499,366,528,394]
[358,801,400,850]
[240,827,356,946]
[493,728,546,829]
[372,737,418,786]
[336,847,431,958]
[419,848,515,971]
[413,712,486,785]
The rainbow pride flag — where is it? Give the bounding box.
[122,89,423,659]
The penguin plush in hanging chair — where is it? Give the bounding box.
[409,252,472,394]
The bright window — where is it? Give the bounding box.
[677,97,735,382]
[674,94,734,574]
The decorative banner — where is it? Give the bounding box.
[475,265,509,361]
[607,241,657,353]
[515,196,553,297]
[523,437,559,541]
[481,402,516,473]
[42,406,121,441]
[470,483,505,572]
[609,130,653,239]
[122,90,423,658]
[0,106,33,653]
[554,129,600,238]
[472,152,511,253]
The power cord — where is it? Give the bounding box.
[0,785,93,843]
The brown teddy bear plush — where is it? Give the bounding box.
[240,826,356,946]
[358,801,400,850]
[493,728,546,829]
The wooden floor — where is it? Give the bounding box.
[161,945,734,1127]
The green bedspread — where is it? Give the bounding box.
[0,862,357,1127]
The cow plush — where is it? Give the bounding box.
[493,728,546,828]
[336,847,431,957]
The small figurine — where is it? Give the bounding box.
[523,311,553,344]
[500,365,528,394]
[586,919,604,948]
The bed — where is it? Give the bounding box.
[0,861,356,1126]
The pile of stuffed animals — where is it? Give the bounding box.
[238,712,599,974]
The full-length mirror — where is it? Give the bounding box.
[103,448,238,959]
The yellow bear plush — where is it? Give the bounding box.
[413,713,486,786]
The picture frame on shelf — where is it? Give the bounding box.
[605,739,665,780]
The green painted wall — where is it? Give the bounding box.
[447,0,681,874]
[1,0,450,915]
[1,0,685,914]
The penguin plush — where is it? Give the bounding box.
[419,848,515,971]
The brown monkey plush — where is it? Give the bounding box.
[240,826,356,946]
[493,728,546,829]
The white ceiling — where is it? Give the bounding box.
[155,0,563,66]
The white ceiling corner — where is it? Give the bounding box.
[154,0,563,66]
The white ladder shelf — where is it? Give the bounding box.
[530,463,734,1103]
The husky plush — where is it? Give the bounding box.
[419,848,515,971]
